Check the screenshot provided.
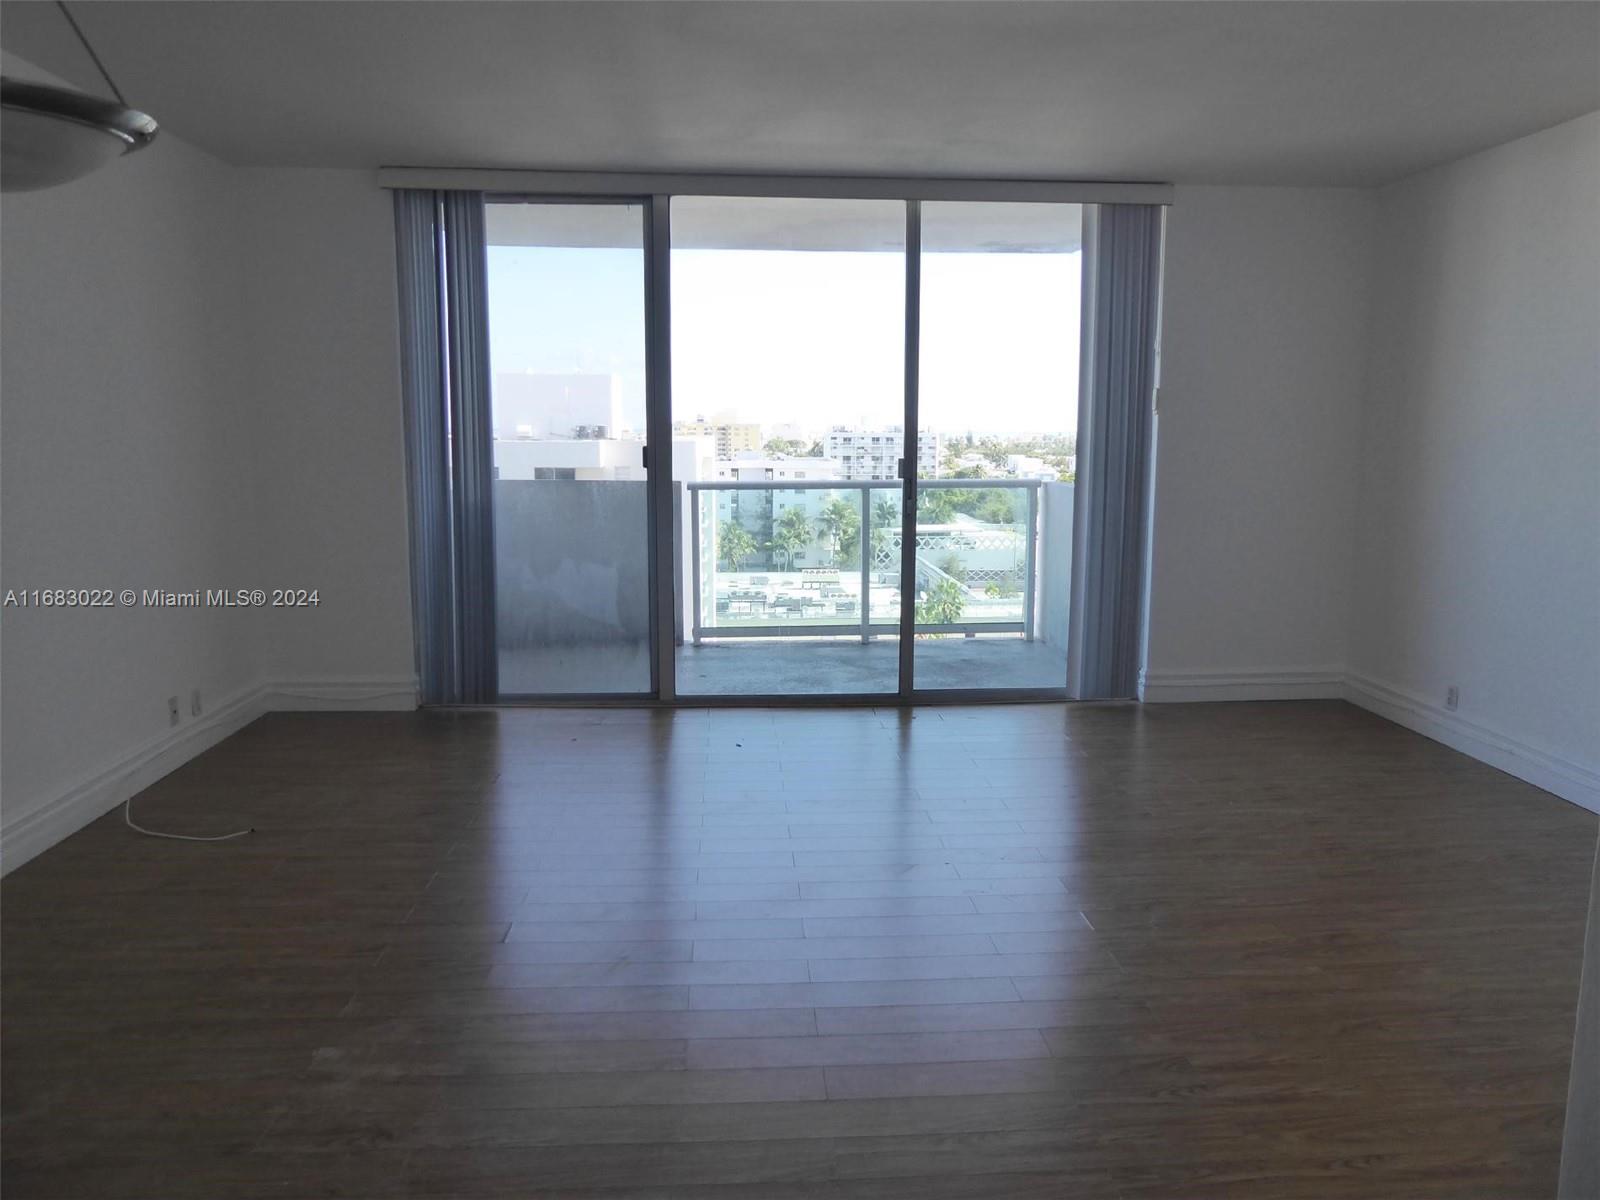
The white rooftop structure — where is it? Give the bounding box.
[494,372,625,441]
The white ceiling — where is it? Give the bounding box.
[3,1,1597,187]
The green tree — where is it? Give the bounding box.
[816,498,860,565]
[917,578,967,626]
[872,496,900,528]
[719,523,756,571]
[770,507,813,569]
[919,489,955,524]
[976,492,1017,525]
[763,437,808,457]
[839,524,863,569]
[945,488,983,517]
[937,553,968,583]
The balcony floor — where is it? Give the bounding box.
[498,637,1069,697]
[677,636,1068,696]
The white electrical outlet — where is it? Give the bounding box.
[191,689,203,717]
[167,696,181,726]
[1445,685,1459,711]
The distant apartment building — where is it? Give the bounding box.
[825,427,942,481]
[708,455,847,569]
[712,454,841,482]
[672,418,762,460]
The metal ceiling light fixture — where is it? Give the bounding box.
[1,0,157,192]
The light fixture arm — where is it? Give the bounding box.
[55,0,127,106]
[0,2,158,192]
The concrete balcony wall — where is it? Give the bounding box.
[493,479,650,651]
[1037,483,1075,648]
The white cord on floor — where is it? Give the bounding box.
[124,796,253,842]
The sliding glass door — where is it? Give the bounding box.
[669,197,908,698]
[485,201,653,697]
[912,202,1082,692]
[399,184,1152,704]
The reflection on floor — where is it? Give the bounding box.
[499,637,1071,696]
[678,636,1069,695]
[2,702,1592,1197]
[500,643,653,696]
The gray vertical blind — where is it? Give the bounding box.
[1067,204,1164,700]
[393,190,452,705]
[393,189,497,704]
[440,192,497,703]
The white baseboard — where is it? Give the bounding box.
[265,676,419,711]
[0,681,271,876]
[1344,672,1600,815]
[1139,668,1346,703]
[0,675,418,876]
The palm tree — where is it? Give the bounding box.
[816,498,859,565]
[919,489,955,525]
[770,507,813,570]
[872,496,899,529]
[719,523,756,571]
[916,578,967,627]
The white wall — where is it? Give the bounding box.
[1,128,263,864]
[1,103,415,870]
[1347,112,1600,811]
[1142,186,1375,700]
[233,169,415,690]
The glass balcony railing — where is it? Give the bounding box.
[685,480,1055,642]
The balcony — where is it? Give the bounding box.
[491,477,1074,696]
[677,479,1074,694]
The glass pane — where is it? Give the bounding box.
[913,202,1082,692]
[866,487,903,627]
[486,202,651,695]
[670,196,905,697]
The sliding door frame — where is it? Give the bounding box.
[646,194,677,702]
[453,176,1161,707]
[485,193,670,703]
[897,200,921,703]
[893,196,1073,703]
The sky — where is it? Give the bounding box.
[487,246,1081,439]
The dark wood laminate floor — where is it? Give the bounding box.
[2,701,1594,1199]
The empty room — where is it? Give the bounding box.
[2,2,1598,1196]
